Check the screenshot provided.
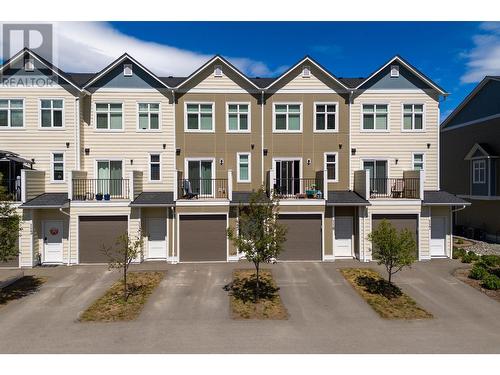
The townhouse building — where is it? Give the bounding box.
[0,48,468,268]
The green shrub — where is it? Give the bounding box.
[461,254,474,263]
[469,265,489,280]
[453,247,466,260]
[479,255,500,268]
[481,274,500,290]
[456,238,464,245]
[467,251,480,261]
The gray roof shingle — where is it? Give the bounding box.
[20,193,69,208]
[338,77,366,88]
[129,192,174,207]
[327,191,370,206]
[422,191,471,206]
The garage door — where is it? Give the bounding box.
[79,216,128,263]
[179,215,227,262]
[278,214,322,261]
[372,214,418,257]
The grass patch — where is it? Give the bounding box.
[0,276,46,306]
[79,271,164,322]
[340,268,433,320]
[454,268,500,303]
[225,269,288,320]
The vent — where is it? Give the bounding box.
[24,58,34,72]
[302,66,311,78]
[124,64,133,77]
[390,65,399,78]
[214,65,223,77]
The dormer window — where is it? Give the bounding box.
[214,65,223,77]
[24,58,34,72]
[124,64,133,77]
[302,66,311,78]
[390,65,399,78]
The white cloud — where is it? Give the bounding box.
[1,22,278,77]
[461,22,500,83]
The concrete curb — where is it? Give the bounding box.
[0,271,24,289]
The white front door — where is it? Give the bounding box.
[430,216,446,257]
[43,220,63,263]
[148,218,167,259]
[334,217,353,258]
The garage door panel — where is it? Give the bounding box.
[79,216,128,263]
[279,214,322,261]
[372,214,418,257]
[179,215,227,262]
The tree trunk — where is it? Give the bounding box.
[123,249,128,301]
[388,265,392,284]
[255,262,260,303]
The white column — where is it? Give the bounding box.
[227,169,233,201]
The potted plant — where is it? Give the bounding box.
[96,193,103,201]
[104,193,111,201]
[305,183,318,198]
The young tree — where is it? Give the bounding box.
[0,174,21,264]
[227,187,287,301]
[102,231,143,301]
[368,219,416,284]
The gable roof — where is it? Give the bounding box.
[464,143,498,160]
[355,55,447,95]
[0,48,83,92]
[175,55,261,90]
[83,53,170,89]
[441,76,500,129]
[264,56,350,91]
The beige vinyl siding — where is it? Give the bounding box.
[23,170,46,200]
[0,87,77,192]
[81,91,175,192]
[350,91,440,190]
[278,70,336,91]
[190,73,246,91]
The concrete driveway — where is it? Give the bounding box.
[0,259,499,353]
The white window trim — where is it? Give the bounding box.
[0,98,26,129]
[401,103,426,132]
[360,103,390,133]
[272,157,303,181]
[136,102,162,132]
[38,98,65,130]
[184,158,217,197]
[412,152,426,181]
[51,151,65,183]
[148,152,162,183]
[226,102,251,133]
[314,101,339,133]
[472,159,486,184]
[93,158,125,180]
[184,102,215,133]
[324,152,339,183]
[237,152,251,183]
[272,102,303,133]
[94,102,124,132]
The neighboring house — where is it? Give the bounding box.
[441,76,500,242]
[0,48,468,268]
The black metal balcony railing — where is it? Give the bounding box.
[273,178,324,199]
[72,179,130,201]
[0,178,21,201]
[178,178,228,199]
[369,178,420,199]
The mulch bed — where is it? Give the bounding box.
[0,276,47,306]
[454,267,500,303]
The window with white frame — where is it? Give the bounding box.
[186,103,214,131]
[237,153,251,182]
[362,104,388,130]
[413,153,425,171]
[40,99,63,128]
[227,103,250,132]
[52,152,64,182]
[315,103,337,131]
[0,99,24,128]
[138,103,160,130]
[473,159,486,184]
[325,153,338,181]
[149,154,161,181]
[274,104,301,132]
[96,103,123,130]
[403,104,424,130]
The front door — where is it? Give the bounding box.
[430,216,446,257]
[275,159,301,196]
[148,218,167,259]
[97,160,123,197]
[334,217,353,258]
[187,160,213,196]
[43,220,63,263]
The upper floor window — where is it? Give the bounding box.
[40,99,63,128]
[324,153,338,182]
[138,103,160,131]
[149,153,161,182]
[186,103,214,132]
[403,104,424,131]
[237,153,251,183]
[274,103,302,132]
[413,153,425,171]
[473,159,486,184]
[227,103,250,132]
[96,103,123,130]
[51,152,65,182]
[362,104,388,131]
[315,103,337,132]
[0,99,24,128]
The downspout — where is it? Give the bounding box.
[75,96,81,170]
[59,204,71,266]
[261,90,265,186]
[450,204,467,258]
[171,88,177,263]
[348,90,354,190]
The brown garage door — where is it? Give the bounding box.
[372,214,418,257]
[179,215,227,262]
[278,214,322,261]
[79,216,128,263]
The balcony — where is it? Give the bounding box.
[272,177,324,199]
[177,178,229,199]
[72,178,130,201]
[0,177,21,201]
[353,170,423,200]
